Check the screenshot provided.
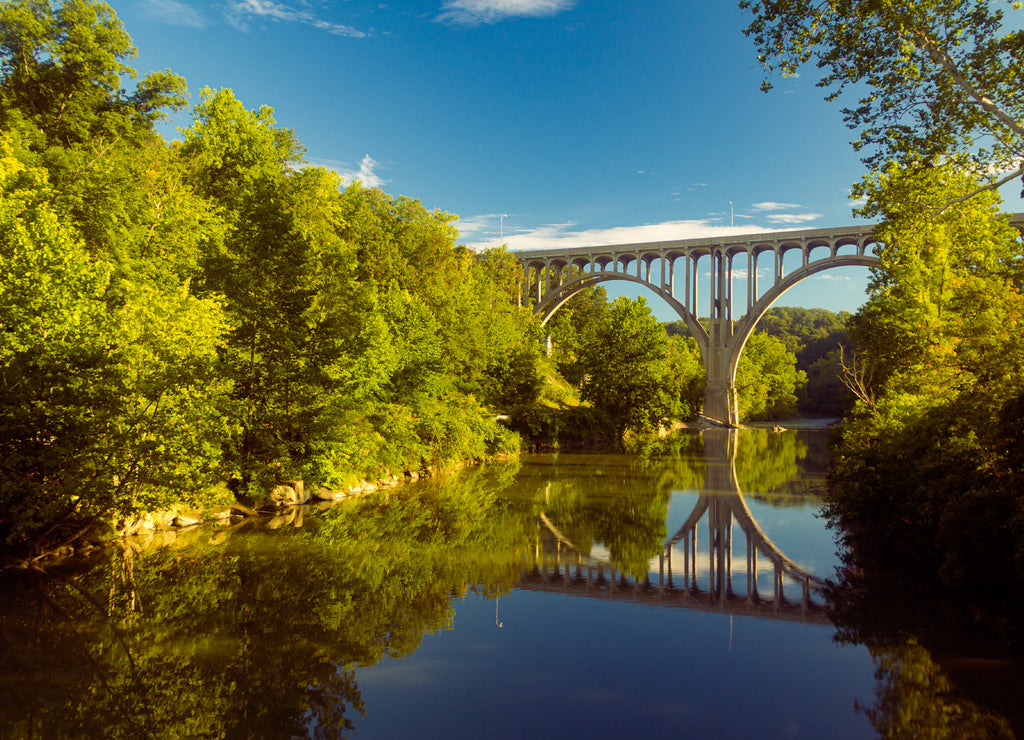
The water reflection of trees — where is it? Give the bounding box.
[0,463,532,739]
[733,428,813,506]
[826,495,1024,738]
[4,433,1017,739]
[854,639,1013,739]
[524,438,705,579]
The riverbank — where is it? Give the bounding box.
[743,417,842,430]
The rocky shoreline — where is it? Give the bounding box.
[115,467,441,540]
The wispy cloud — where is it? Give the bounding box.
[750,201,822,225]
[436,0,576,26]
[224,0,367,37]
[141,0,208,27]
[762,212,823,225]
[337,154,388,189]
[751,201,803,211]
[465,217,799,251]
[456,213,508,241]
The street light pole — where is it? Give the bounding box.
[500,214,508,244]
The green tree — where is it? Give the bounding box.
[0,0,186,148]
[741,0,1024,197]
[735,333,806,421]
[828,164,1024,616]
[0,3,231,561]
[545,284,610,386]
[578,296,675,441]
[665,335,705,419]
[754,306,852,414]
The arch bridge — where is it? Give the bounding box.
[514,215,1024,426]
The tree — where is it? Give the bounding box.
[0,132,232,561]
[828,164,1024,613]
[0,3,230,561]
[0,0,187,148]
[741,0,1024,198]
[665,335,705,419]
[735,333,806,421]
[577,296,675,440]
[545,284,610,386]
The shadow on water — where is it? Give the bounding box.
[0,428,1020,738]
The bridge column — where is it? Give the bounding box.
[749,250,757,313]
[685,255,693,311]
[726,252,734,324]
[702,334,739,426]
[751,250,759,307]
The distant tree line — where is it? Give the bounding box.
[664,305,853,419]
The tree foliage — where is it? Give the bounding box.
[741,0,1024,197]
[577,297,677,440]
[735,333,806,421]
[828,164,1024,617]
[755,306,853,415]
[0,0,541,562]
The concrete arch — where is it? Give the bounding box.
[724,254,880,390]
[536,271,708,342]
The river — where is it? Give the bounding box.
[0,427,1019,738]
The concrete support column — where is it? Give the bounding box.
[686,256,693,311]
[749,250,757,313]
[703,341,739,426]
[711,249,719,320]
[751,250,759,308]
[726,252,734,323]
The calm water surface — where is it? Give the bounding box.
[0,428,1015,738]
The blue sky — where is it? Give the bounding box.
[109,0,1023,318]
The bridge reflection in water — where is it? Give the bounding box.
[519,428,829,625]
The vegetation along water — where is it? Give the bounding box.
[3,428,1023,738]
[2,1,1024,738]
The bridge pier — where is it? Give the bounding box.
[702,323,740,426]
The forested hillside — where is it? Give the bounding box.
[665,305,852,418]
[0,0,541,562]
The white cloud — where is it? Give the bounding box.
[747,201,823,225]
[224,0,367,37]
[436,0,576,26]
[751,201,804,211]
[456,213,508,241]
[763,213,824,225]
[467,218,800,252]
[341,154,387,189]
[310,154,388,189]
[141,0,208,27]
